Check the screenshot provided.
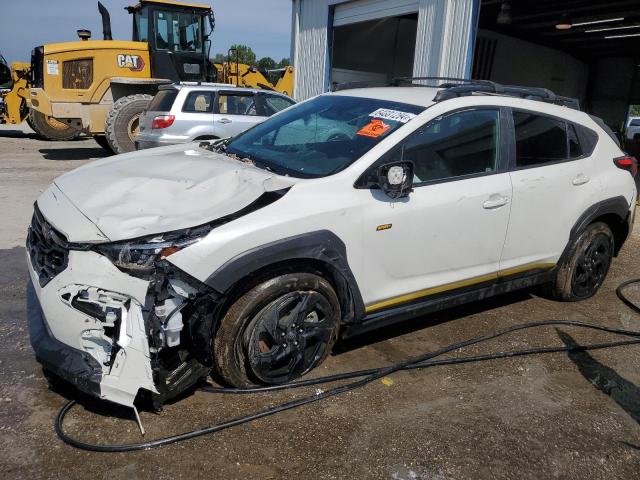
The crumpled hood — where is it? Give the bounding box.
[51,144,295,241]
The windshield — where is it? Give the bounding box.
[154,10,203,52]
[224,95,425,178]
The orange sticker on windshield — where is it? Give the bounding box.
[357,119,391,138]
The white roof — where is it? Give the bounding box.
[330,86,439,107]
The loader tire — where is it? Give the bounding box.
[104,94,152,154]
[93,135,113,153]
[28,110,79,141]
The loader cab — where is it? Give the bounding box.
[128,0,213,82]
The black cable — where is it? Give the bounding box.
[55,279,640,452]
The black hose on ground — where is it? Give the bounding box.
[55,279,640,452]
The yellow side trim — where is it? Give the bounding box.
[44,41,149,55]
[365,262,556,313]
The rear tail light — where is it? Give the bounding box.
[614,155,638,177]
[151,115,175,129]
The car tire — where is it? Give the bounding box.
[214,273,341,387]
[93,135,113,152]
[104,94,152,154]
[548,222,614,301]
[28,109,79,141]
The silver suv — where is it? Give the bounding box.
[136,83,295,149]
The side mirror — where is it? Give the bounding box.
[377,161,414,199]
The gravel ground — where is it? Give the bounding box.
[1,123,639,479]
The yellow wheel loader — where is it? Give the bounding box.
[0,0,216,153]
[213,60,294,97]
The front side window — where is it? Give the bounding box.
[388,109,500,185]
[183,91,214,113]
[513,112,567,167]
[223,95,425,178]
[218,93,257,116]
[154,10,202,52]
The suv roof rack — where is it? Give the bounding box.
[331,76,580,110]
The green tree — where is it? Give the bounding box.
[212,52,227,63]
[277,58,290,68]
[228,44,257,66]
[630,105,640,117]
[257,57,276,71]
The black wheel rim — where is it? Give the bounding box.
[572,234,612,297]
[245,290,336,384]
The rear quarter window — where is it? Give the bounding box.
[182,91,214,113]
[263,95,295,116]
[148,89,178,112]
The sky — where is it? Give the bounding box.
[0,0,292,64]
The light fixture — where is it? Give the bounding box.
[585,24,640,33]
[555,14,572,30]
[556,16,625,30]
[496,0,511,25]
[572,17,624,27]
[604,32,640,39]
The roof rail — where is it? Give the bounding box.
[330,76,580,110]
[433,82,580,110]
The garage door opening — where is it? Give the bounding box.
[473,0,640,153]
[330,13,418,87]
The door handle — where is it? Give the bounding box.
[483,195,509,209]
[217,118,232,124]
[572,174,590,186]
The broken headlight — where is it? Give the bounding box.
[94,226,211,277]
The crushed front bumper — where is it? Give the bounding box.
[26,246,158,408]
[27,281,102,397]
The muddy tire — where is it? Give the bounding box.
[104,94,152,154]
[548,222,614,301]
[28,109,79,141]
[93,135,113,152]
[214,273,341,387]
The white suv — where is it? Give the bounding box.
[26,81,637,409]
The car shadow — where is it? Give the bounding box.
[556,329,640,424]
[38,147,110,161]
[334,289,533,355]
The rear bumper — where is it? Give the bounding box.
[27,281,102,397]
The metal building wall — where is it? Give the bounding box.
[413,0,478,79]
[291,0,478,100]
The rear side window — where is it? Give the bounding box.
[148,89,178,112]
[183,91,214,113]
[217,92,257,116]
[513,112,566,167]
[263,95,295,116]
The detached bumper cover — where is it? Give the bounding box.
[27,281,102,397]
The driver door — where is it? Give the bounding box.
[357,108,513,313]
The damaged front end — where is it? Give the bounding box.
[27,207,224,410]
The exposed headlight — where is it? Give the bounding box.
[94,226,210,277]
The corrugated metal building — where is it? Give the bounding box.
[290,0,478,100]
[289,0,640,135]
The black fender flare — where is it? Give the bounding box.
[205,230,366,322]
[559,195,631,263]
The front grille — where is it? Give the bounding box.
[27,206,69,287]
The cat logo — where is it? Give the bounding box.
[116,54,145,72]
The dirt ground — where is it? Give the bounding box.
[1,123,640,480]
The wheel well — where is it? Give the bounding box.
[591,212,629,255]
[110,83,159,102]
[219,258,357,326]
